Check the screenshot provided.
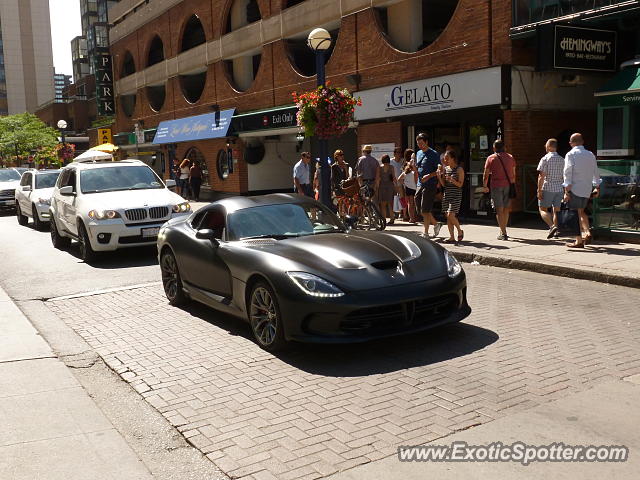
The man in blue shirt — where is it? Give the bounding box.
[414,133,443,237]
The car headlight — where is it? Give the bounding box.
[88,209,120,220]
[286,272,345,298]
[444,251,462,278]
[37,197,51,205]
[172,202,191,213]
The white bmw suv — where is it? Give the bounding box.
[49,159,190,261]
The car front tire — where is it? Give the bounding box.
[160,250,188,306]
[50,217,71,249]
[16,204,28,226]
[32,205,45,231]
[78,221,97,262]
[249,282,287,352]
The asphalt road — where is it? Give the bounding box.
[0,211,161,301]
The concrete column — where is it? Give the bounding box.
[387,0,423,52]
[232,56,254,91]
[230,0,250,30]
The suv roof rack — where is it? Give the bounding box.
[73,158,144,165]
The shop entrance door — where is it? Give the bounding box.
[468,124,496,216]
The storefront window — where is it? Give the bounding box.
[593,159,640,233]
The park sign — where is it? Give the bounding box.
[94,49,115,116]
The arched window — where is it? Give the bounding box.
[120,93,136,117]
[120,51,136,78]
[224,53,261,92]
[146,84,166,112]
[147,36,164,67]
[283,0,305,7]
[181,15,206,52]
[285,28,338,77]
[185,147,208,185]
[375,0,459,53]
[179,70,207,103]
[224,0,261,34]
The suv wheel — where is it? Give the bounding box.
[50,217,71,249]
[16,204,28,226]
[78,221,97,262]
[32,205,44,231]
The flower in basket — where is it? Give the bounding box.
[292,84,361,139]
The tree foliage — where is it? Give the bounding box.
[0,113,59,161]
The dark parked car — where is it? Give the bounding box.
[157,194,471,351]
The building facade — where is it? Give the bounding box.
[54,72,72,102]
[108,0,639,213]
[0,0,55,114]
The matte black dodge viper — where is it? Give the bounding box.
[157,194,471,351]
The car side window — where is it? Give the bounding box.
[65,170,77,191]
[20,173,30,187]
[199,208,226,240]
[190,211,207,229]
[57,170,69,188]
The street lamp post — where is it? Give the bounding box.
[57,119,67,145]
[307,28,332,208]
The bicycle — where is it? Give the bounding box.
[336,179,386,231]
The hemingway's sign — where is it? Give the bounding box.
[355,67,502,120]
[554,25,616,72]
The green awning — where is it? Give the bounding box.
[595,67,640,97]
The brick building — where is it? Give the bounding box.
[108,0,639,212]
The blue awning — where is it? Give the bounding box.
[153,109,235,144]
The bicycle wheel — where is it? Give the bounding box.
[364,201,386,231]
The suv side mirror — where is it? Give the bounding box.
[166,179,176,188]
[195,229,220,246]
[22,186,32,192]
[59,186,75,196]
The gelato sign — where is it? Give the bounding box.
[554,25,616,72]
[355,67,503,120]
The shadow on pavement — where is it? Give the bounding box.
[66,244,159,268]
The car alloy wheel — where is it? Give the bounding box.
[249,282,286,351]
[78,222,96,262]
[50,217,71,249]
[16,204,28,226]
[32,204,44,231]
[160,250,187,306]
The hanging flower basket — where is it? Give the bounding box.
[57,143,76,161]
[292,85,361,139]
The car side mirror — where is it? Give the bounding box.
[22,186,32,192]
[59,186,75,196]
[196,229,220,246]
[166,179,176,189]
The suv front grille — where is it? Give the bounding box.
[0,189,15,197]
[125,208,147,221]
[149,206,169,219]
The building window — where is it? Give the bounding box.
[147,36,164,66]
[120,93,136,117]
[375,0,459,53]
[179,71,207,103]
[181,15,206,52]
[285,28,338,77]
[283,0,306,7]
[224,53,261,92]
[216,149,230,180]
[120,51,136,78]
[224,0,261,34]
[146,85,166,112]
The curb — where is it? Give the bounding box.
[453,251,640,289]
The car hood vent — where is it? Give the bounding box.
[241,239,278,246]
[371,259,400,270]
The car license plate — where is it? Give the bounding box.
[142,227,160,238]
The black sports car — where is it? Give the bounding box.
[157,194,470,351]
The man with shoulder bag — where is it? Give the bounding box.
[482,139,516,240]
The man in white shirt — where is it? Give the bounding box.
[537,139,564,239]
[293,152,312,197]
[562,133,601,248]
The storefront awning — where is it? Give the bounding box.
[595,66,640,98]
[153,109,235,144]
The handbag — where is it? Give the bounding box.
[496,153,517,199]
[558,202,580,236]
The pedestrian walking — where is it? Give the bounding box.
[562,133,601,248]
[178,158,191,199]
[189,160,203,202]
[330,149,351,195]
[482,139,516,240]
[414,133,443,237]
[390,147,405,220]
[437,150,464,243]
[378,155,397,225]
[398,149,418,223]
[536,138,564,239]
[293,152,313,197]
[355,145,380,195]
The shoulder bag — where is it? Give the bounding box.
[496,153,517,199]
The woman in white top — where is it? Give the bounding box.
[179,159,191,199]
[398,149,418,223]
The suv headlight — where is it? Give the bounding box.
[445,251,462,278]
[286,272,345,298]
[88,209,120,220]
[172,202,191,213]
[37,197,51,205]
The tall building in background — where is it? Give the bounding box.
[0,0,55,114]
[54,72,72,102]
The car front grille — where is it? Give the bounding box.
[125,208,147,221]
[340,294,459,334]
[149,206,169,219]
[0,188,15,197]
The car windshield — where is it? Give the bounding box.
[0,169,21,181]
[227,203,345,241]
[80,166,164,193]
[35,172,60,189]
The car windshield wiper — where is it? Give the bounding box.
[312,228,345,235]
[241,234,300,240]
